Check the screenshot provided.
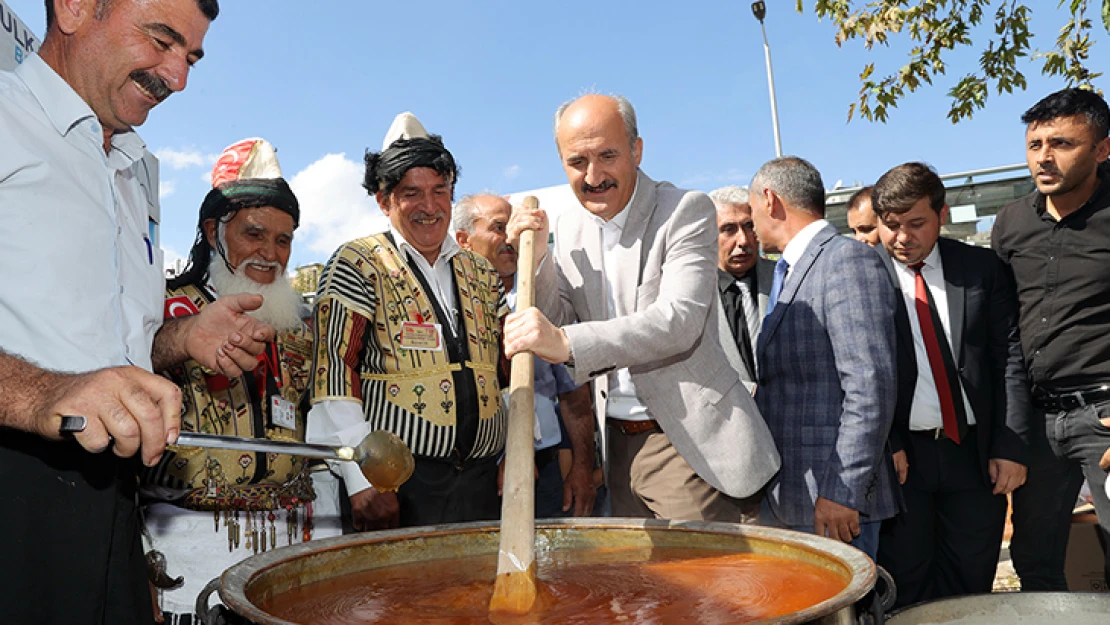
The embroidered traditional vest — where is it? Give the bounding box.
[312,234,507,460]
[141,283,315,511]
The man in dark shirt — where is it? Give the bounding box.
[992,88,1110,591]
[708,185,773,393]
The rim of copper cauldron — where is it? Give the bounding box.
[218,518,877,625]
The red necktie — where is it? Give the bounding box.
[910,262,963,444]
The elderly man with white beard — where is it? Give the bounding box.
[140,139,341,624]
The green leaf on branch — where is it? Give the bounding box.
[803,0,1102,123]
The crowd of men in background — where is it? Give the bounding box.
[1,2,1109,624]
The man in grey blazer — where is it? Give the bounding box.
[505,94,779,521]
[750,156,899,559]
[709,186,774,391]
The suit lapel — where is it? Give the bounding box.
[615,171,654,313]
[877,246,918,412]
[755,258,774,320]
[877,246,916,356]
[716,294,747,378]
[758,224,836,357]
[579,214,604,320]
[939,238,966,363]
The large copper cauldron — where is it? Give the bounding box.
[214,518,879,624]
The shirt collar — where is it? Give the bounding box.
[894,241,942,274]
[717,268,752,292]
[389,224,460,266]
[717,269,735,292]
[1033,162,1110,221]
[17,54,146,164]
[781,219,830,267]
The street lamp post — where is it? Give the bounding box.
[752,2,783,157]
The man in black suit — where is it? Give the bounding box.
[708,185,774,392]
[871,162,1032,608]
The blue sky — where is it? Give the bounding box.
[7,1,1107,270]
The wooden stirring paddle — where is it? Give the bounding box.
[489,196,541,615]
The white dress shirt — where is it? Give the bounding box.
[307,229,461,495]
[389,224,460,333]
[891,245,977,429]
[0,54,163,373]
[587,182,652,421]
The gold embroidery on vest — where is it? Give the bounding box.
[149,283,315,511]
[340,235,504,427]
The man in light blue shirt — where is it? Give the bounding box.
[0,2,274,623]
[455,193,597,517]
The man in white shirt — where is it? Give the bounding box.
[871,162,1030,607]
[0,2,274,624]
[505,94,779,521]
[308,113,508,530]
[453,193,597,518]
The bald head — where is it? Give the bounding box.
[454,193,518,283]
[553,94,644,221]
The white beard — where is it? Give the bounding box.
[208,254,305,331]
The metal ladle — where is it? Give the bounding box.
[59,415,415,492]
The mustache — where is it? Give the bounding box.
[729,245,754,258]
[582,180,616,194]
[498,243,516,255]
[130,70,171,102]
[236,258,284,274]
[1036,165,1061,177]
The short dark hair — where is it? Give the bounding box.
[1021,88,1109,140]
[46,0,219,29]
[846,185,874,213]
[871,162,946,217]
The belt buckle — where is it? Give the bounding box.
[933,428,945,440]
[615,419,653,435]
[1069,391,1087,409]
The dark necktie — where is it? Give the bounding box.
[910,262,968,444]
[497,316,511,388]
[764,257,790,323]
[723,282,757,376]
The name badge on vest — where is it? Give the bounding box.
[400,321,443,351]
[271,395,297,430]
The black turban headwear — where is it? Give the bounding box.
[169,178,300,291]
[362,135,460,198]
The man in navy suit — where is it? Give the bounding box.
[750,156,899,559]
[871,162,1031,607]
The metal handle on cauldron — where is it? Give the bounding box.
[195,578,223,625]
[858,565,897,625]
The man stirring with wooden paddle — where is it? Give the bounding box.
[506,94,780,523]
